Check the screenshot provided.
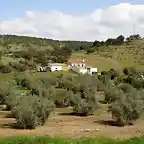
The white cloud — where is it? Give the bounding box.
[1,3,144,41]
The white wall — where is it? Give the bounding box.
[50,65,62,71]
[70,66,87,74]
[79,68,87,74]
[69,65,98,75]
[90,68,97,74]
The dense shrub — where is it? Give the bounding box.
[12,95,55,129]
[109,88,144,126]
[109,69,119,80]
[15,76,32,89]
[104,83,122,103]
[117,83,134,93]
[98,74,110,85]
[73,87,97,116]
[123,68,129,75]
[0,65,11,73]
[9,62,27,72]
[0,62,12,73]
[0,82,19,110]
[131,79,144,89]
[54,89,74,107]
[19,60,36,70]
[123,67,136,75]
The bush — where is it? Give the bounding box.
[73,99,93,116]
[98,74,110,85]
[54,89,74,107]
[109,88,144,126]
[123,67,136,75]
[0,82,21,110]
[117,83,134,93]
[9,62,27,72]
[34,96,55,125]
[12,95,55,129]
[0,65,12,73]
[73,87,97,116]
[123,68,129,75]
[109,69,119,80]
[131,79,144,89]
[104,83,122,103]
[15,75,33,89]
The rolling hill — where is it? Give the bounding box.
[71,38,144,71]
[0,34,144,72]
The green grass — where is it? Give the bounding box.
[1,56,21,64]
[71,39,144,71]
[0,136,143,144]
[71,52,122,71]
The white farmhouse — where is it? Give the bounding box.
[70,66,88,74]
[67,59,86,69]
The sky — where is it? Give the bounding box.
[0,0,144,41]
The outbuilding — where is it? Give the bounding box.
[47,63,68,72]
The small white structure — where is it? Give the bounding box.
[47,63,66,72]
[37,63,68,72]
[87,67,98,75]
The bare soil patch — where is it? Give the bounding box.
[0,108,143,139]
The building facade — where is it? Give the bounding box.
[48,63,68,72]
[37,63,68,72]
[67,59,86,68]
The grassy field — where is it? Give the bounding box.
[1,38,144,72]
[0,136,143,144]
[70,39,144,72]
[71,52,122,71]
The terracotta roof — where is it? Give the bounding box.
[67,59,86,64]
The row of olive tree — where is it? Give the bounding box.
[0,73,102,129]
[1,68,144,129]
[101,67,144,126]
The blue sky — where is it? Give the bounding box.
[0,0,142,20]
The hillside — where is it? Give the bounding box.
[0,35,92,52]
[0,34,144,140]
[71,36,144,71]
[0,34,143,72]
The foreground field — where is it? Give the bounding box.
[0,136,144,144]
[0,107,143,139]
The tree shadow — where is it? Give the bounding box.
[94,120,124,127]
[5,113,14,118]
[2,123,18,129]
[59,112,93,117]
[99,100,107,104]
[2,123,31,130]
